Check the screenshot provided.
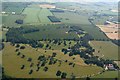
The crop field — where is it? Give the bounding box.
[22,7,40,24]
[89,41,118,60]
[22,5,53,24]
[23,24,79,40]
[38,8,53,23]
[97,23,119,40]
[3,42,102,78]
[2,2,27,14]
[53,11,90,25]
[2,14,25,28]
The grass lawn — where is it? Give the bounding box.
[2,42,102,78]
[89,41,118,60]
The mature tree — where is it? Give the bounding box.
[29,69,33,74]
[20,46,25,49]
[15,44,20,48]
[30,63,34,67]
[15,49,19,52]
[27,58,32,62]
[52,52,57,57]
[61,72,67,78]
[43,67,48,72]
[36,67,40,71]
[17,52,21,56]
[56,70,61,76]
[69,52,74,56]
[21,65,25,69]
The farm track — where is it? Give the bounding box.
[37,8,42,23]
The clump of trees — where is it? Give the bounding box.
[56,70,67,78]
[15,20,23,24]
[43,67,48,72]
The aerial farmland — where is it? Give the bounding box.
[0,1,119,79]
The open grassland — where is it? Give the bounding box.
[3,42,102,78]
[92,71,118,78]
[23,25,79,40]
[89,41,118,60]
[2,14,25,28]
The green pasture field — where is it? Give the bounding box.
[22,7,41,24]
[23,24,79,40]
[89,41,118,60]
[53,11,90,25]
[2,2,27,14]
[22,5,53,24]
[2,14,25,28]
[91,71,118,78]
[38,8,53,23]
[3,42,102,78]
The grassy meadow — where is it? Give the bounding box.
[91,71,118,78]
[2,42,102,78]
[89,41,118,60]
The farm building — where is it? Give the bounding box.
[12,12,16,15]
[39,4,56,9]
[104,64,116,71]
[1,11,6,14]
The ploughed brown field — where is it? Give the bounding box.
[97,22,120,40]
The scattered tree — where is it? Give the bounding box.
[56,70,61,76]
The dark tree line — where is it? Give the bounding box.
[6,27,43,48]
